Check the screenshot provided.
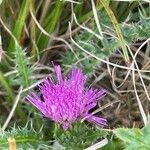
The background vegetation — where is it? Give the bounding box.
[0,0,150,149]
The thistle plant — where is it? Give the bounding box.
[27,65,107,130]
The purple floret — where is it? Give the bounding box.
[27,65,107,129]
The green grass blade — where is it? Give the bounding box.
[37,0,65,51]
[7,0,30,56]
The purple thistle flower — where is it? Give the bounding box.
[27,66,107,129]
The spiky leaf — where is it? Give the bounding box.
[15,44,33,87]
[114,123,150,150]
[0,127,50,149]
[55,122,107,149]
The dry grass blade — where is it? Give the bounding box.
[85,138,108,150]
[2,86,23,130]
[0,33,4,62]
[128,45,150,101]
[73,13,103,40]
[132,64,147,126]
[91,0,103,37]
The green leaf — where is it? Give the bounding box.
[114,123,150,150]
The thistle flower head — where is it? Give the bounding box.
[27,66,107,129]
